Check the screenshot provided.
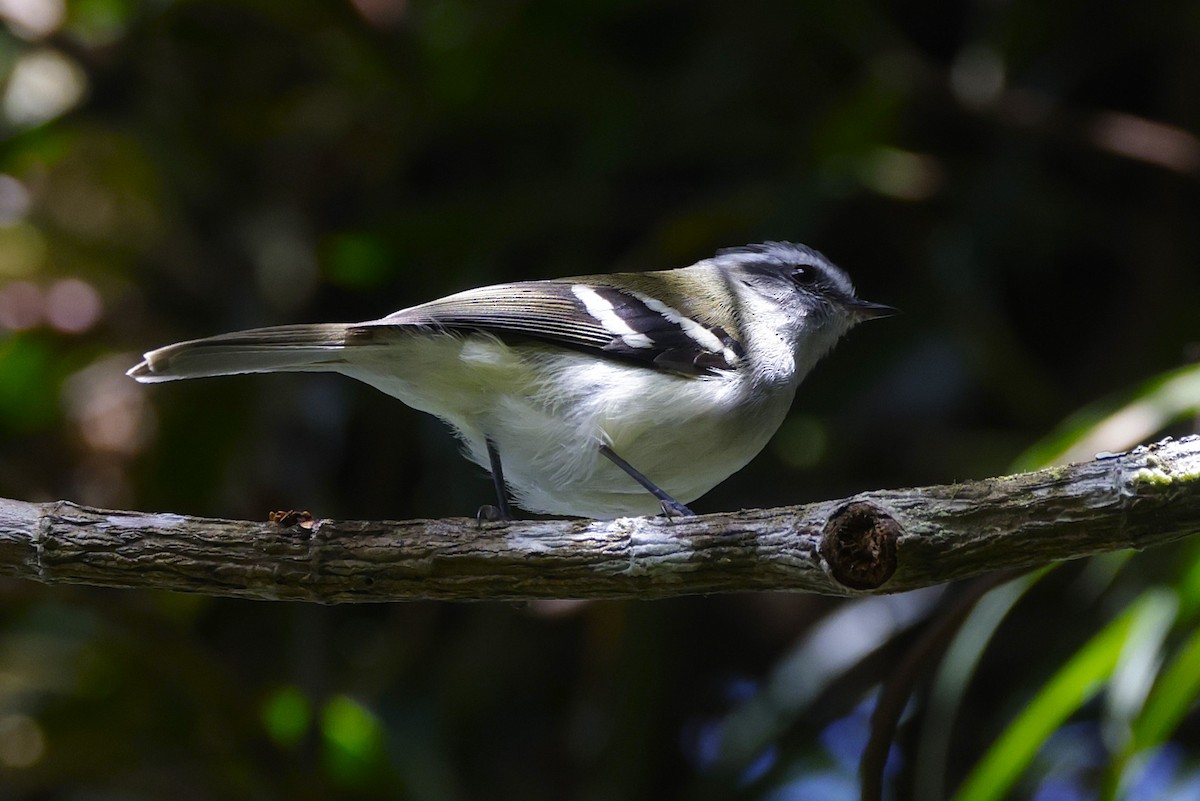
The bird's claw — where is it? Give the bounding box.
[476,504,512,525]
[660,500,696,518]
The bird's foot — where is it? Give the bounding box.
[476,504,513,525]
[659,500,696,518]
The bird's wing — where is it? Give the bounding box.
[349,279,745,376]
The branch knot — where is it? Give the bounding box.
[820,501,900,591]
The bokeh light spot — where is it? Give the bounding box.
[0,713,46,768]
[0,280,43,329]
[0,174,32,224]
[3,48,87,126]
[0,0,65,40]
[62,355,156,455]
[325,232,395,290]
[262,685,311,747]
[321,694,386,784]
[322,695,383,757]
[951,43,1005,108]
[860,148,943,201]
[0,222,47,278]
[772,415,829,470]
[45,277,102,333]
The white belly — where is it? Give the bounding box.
[339,331,797,518]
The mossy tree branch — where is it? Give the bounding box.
[1,437,1197,602]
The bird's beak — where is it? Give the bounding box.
[847,299,899,321]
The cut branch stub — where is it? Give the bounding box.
[820,501,901,590]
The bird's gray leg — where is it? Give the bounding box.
[477,438,514,523]
[598,444,695,518]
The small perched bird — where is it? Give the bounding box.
[129,242,894,519]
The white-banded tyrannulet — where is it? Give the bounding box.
[129,242,895,519]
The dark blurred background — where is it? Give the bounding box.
[1,1,1198,799]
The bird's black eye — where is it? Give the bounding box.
[790,266,816,285]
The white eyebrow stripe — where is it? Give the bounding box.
[633,292,726,354]
[571,285,654,349]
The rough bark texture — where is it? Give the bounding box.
[1,437,1197,602]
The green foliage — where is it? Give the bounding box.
[922,366,1200,801]
[0,334,57,432]
[1015,364,1200,472]
[321,695,389,787]
[262,685,311,748]
[954,594,1153,801]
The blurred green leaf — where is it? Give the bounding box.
[322,694,387,785]
[1176,544,1200,619]
[1105,589,1178,745]
[0,334,58,432]
[0,223,47,277]
[915,573,1041,801]
[1128,626,1200,756]
[1014,364,1200,471]
[323,231,396,290]
[262,685,311,748]
[67,0,138,48]
[951,596,1145,801]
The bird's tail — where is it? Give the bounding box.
[127,323,356,383]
